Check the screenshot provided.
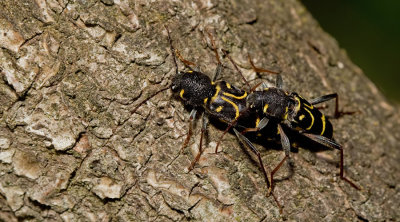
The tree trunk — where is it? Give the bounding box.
[0,0,399,221]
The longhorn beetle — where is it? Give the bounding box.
[129,26,284,209]
[220,54,361,193]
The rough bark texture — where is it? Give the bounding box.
[0,0,399,221]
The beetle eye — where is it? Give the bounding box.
[171,84,179,92]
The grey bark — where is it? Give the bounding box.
[0,0,399,221]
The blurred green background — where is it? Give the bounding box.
[302,0,400,102]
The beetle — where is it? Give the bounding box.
[229,57,361,193]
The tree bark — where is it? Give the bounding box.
[0,0,399,221]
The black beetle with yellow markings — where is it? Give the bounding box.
[171,71,249,125]
[136,27,358,214]
[234,60,361,193]
[133,27,259,175]
[164,26,252,170]
[164,27,288,209]
[247,88,333,138]
[170,68,252,172]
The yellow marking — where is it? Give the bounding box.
[204,98,208,104]
[221,96,239,119]
[188,70,193,73]
[180,89,185,99]
[211,85,221,102]
[321,114,326,136]
[277,125,280,135]
[295,97,301,112]
[299,114,305,120]
[216,106,223,112]
[304,107,315,130]
[255,117,260,127]
[263,88,269,91]
[226,82,231,89]
[282,106,288,119]
[304,102,314,110]
[211,81,215,85]
[222,91,247,100]
[263,104,269,113]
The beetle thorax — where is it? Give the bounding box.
[247,88,294,120]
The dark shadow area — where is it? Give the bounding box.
[302,0,400,102]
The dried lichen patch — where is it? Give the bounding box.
[12,150,42,179]
[0,183,25,211]
[0,18,24,53]
[91,177,124,199]
[0,149,14,163]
